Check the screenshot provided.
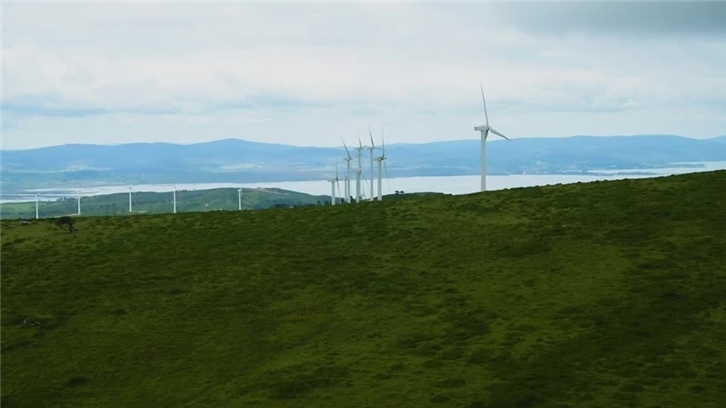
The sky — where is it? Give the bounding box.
[2,0,726,150]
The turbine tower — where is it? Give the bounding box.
[35,194,39,219]
[354,134,365,202]
[327,161,341,206]
[474,81,511,192]
[342,138,354,204]
[128,186,134,212]
[76,190,81,215]
[172,184,177,214]
[238,187,243,210]
[367,127,379,201]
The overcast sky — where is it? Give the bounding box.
[3,0,726,149]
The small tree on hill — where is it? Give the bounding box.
[55,216,76,233]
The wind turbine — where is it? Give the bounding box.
[327,161,341,205]
[238,187,243,210]
[367,126,379,201]
[35,194,39,219]
[172,184,177,214]
[342,137,354,204]
[354,133,366,202]
[374,128,390,201]
[128,186,135,212]
[474,81,511,192]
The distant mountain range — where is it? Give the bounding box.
[2,135,725,193]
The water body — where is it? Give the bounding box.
[3,161,725,203]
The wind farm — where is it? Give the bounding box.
[338,127,390,203]
[3,83,725,219]
[329,83,510,202]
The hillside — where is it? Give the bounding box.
[2,171,725,407]
[0,187,331,220]
[2,135,725,193]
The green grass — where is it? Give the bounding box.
[0,187,331,220]
[2,171,725,408]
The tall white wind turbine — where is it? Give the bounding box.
[35,194,40,219]
[374,129,390,201]
[342,137,353,204]
[238,187,243,210]
[354,134,365,202]
[474,81,511,192]
[367,127,379,201]
[76,190,81,215]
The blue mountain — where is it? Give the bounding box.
[2,135,724,192]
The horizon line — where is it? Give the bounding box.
[2,133,725,152]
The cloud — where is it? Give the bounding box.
[489,1,726,37]
[2,1,725,149]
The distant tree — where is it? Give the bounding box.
[316,200,321,206]
[55,216,76,233]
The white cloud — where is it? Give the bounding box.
[2,1,725,149]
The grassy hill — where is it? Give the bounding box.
[0,187,332,220]
[2,171,725,407]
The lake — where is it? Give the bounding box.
[3,161,725,203]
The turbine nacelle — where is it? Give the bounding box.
[475,124,509,140]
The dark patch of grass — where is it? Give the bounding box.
[66,375,87,388]
[2,170,726,407]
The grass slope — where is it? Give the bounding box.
[0,188,330,220]
[2,171,725,408]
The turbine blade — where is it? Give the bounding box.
[368,125,376,148]
[381,127,385,156]
[489,127,511,141]
[358,131,363,148]
[479,80,489,126]
[342,137,352,158]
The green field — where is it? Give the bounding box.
[0,188,333,220]
[2,171,725,407]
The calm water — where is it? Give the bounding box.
[3,161,725,203]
